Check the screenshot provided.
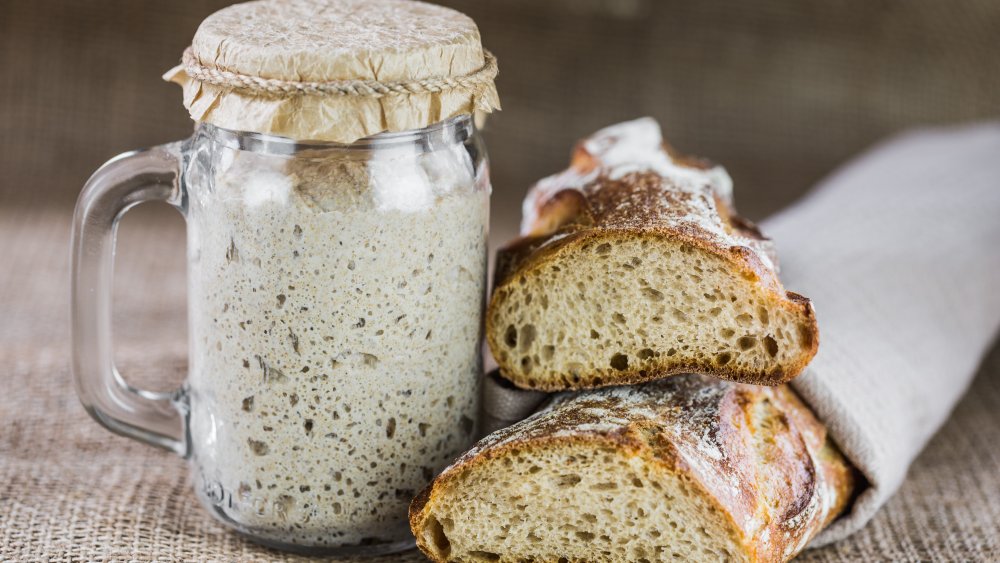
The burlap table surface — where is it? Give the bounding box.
[2,131,1000,562]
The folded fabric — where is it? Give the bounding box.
[480,121,1000,547]
[480,370,547,437]
[765,122,1000,544]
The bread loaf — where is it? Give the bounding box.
[410,374,855,562]
[486,118,819,391]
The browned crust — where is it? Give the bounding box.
[487,228,820,392]
[409,376,855,563]
[785,395,858,529]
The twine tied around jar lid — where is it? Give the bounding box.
[180,46,498,99]
[165,0,500,143]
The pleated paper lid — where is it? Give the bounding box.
[164,0,499,143]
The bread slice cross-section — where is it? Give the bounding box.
[487,118,818,391]
[409,375,855,563]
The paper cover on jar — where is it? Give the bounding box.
[164,0,500,143]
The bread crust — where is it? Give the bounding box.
[488,118,819,390]
[410,375,856,562]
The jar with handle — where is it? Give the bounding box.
[71,0,498,554]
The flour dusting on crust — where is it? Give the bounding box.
[519,118,774,272]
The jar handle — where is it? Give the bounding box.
[71,142,189,456]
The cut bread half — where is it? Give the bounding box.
[409,375,856,563]
[487,118,818,391]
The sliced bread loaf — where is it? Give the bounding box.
[409,375,855,563]
[487,118,818,391]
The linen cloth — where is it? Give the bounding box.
[768,122,1000,544]
[483,121,1000,547]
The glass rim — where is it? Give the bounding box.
[198,114,474,154]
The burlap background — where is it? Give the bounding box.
[2,0,999,560]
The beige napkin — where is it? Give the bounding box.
[766,122,1000,544]
[481,121,1000,546]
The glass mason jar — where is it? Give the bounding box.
[71,115,488,555]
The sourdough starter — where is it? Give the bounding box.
[184,139,487,547]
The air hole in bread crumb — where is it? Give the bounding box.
[642,287,664,301]
[576,531,596,541]
[504,325,517,347]
[737,336,757,350]
[424,516,451,558]
[758,306,770,325]
[610,354,629,371]
[556,474,582,487]
[666,348,677,356]
[764,335,779,357]
[721,328,735,338]
[710,307,722,317]
[520,356,533,373]
[595,243,612,255]
[638,348,655,360]
[672,308,687,322]
[542,345,555,360]
[612,313,626,324]
[736,313,753,326]
[716,352,733,365]
[469,551,501,561]
[520,324,537,350]
[590,329,600,339]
